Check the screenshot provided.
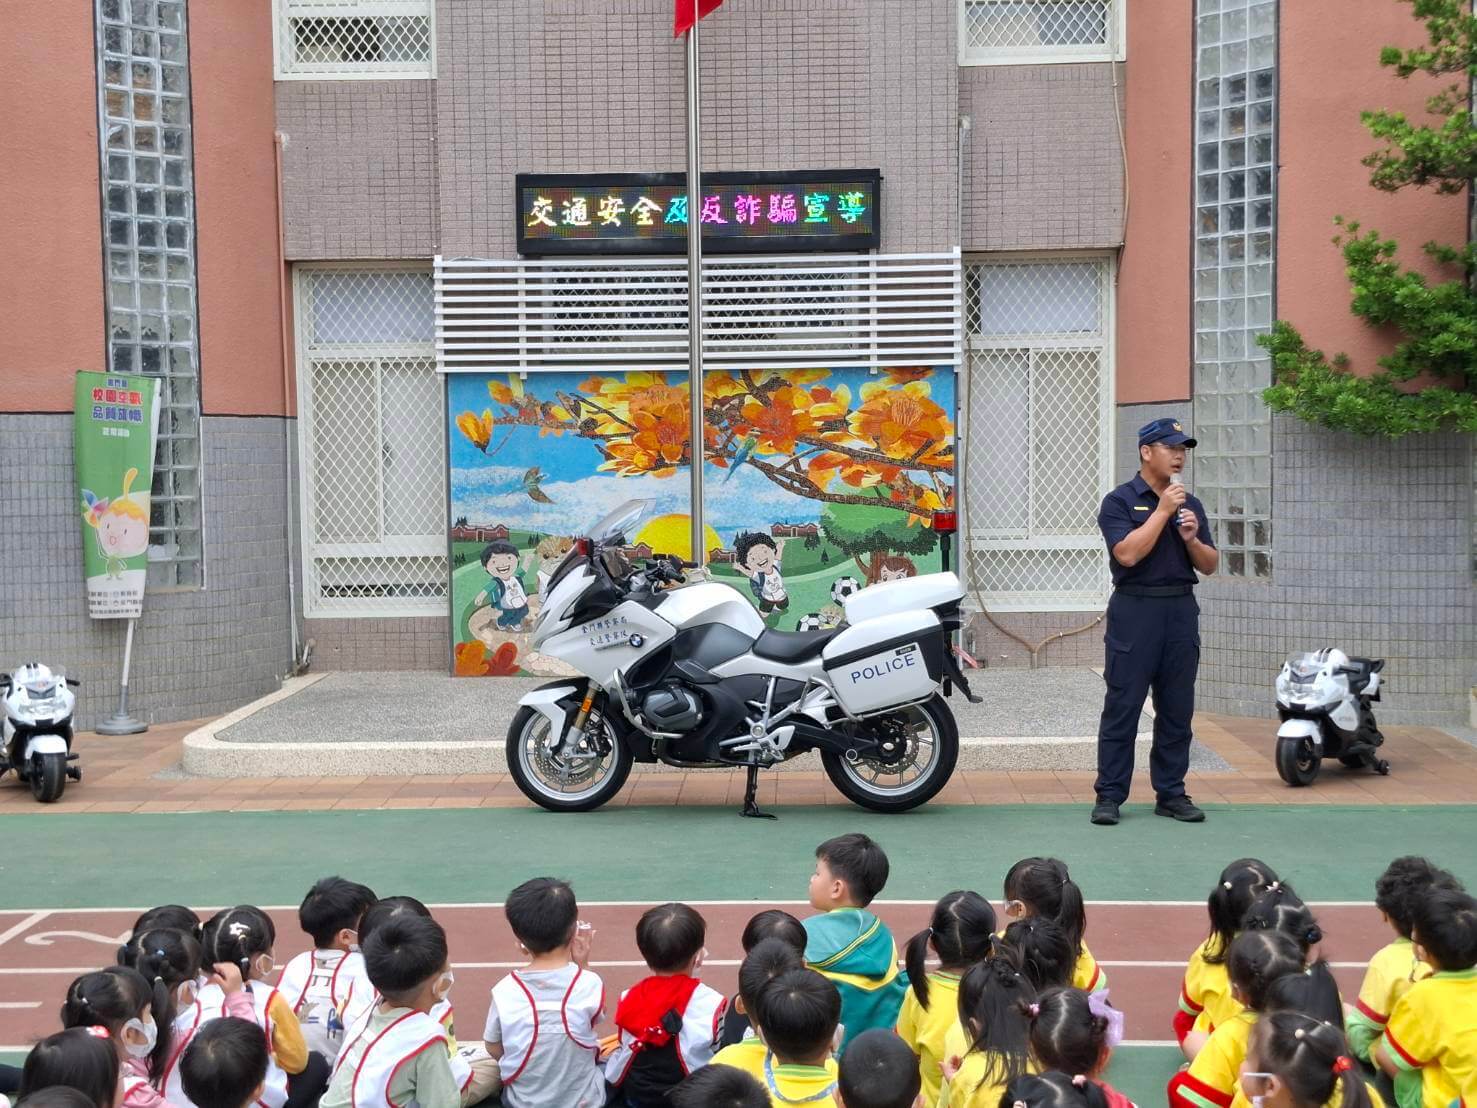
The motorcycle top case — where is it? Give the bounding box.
[822,608,944,716]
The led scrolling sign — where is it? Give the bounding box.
[515,170,882,256]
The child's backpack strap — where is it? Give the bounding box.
[677,985,728,1075]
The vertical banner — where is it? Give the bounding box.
[74,371,161,619]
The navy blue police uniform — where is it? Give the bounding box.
[1094,418,1215,809]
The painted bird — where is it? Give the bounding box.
[522,466,555,504]
[723,434,758,483]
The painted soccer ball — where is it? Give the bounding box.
[830,576,861,603]
[796,613,824,632]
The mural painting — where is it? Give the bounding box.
[446,367,956,676]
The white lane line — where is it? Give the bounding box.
[0,912,49,948]
[0,1003,41,1010]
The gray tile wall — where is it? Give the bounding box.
[0,414,295,730]
[960,63,1126,251]
[306,616,447,671]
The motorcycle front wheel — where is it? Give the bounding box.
[1275,736,1321,787]
[29,752,66,803]
[506,704,632,813]
[822,695,959,813]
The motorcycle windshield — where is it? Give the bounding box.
[588,499,653,548]
[1284,652,1321,678]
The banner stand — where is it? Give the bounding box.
[95,619,147,735]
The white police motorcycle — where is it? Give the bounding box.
[507,500,976,816]
[1274,647,1389,787]
[1,663,82,803]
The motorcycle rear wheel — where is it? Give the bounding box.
[506,704,632,813]
[1275,736,1320,787]
[822,695,959,813]
[29,752,66,803]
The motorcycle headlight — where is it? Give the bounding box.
[11,697,54,721]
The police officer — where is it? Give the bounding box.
[1091,417,1219,826]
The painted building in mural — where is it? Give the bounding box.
[0,0,1473,728]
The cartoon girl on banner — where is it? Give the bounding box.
[81,467,150,579]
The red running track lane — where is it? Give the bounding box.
[0,902,1388,1051]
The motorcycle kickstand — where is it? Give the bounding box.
[740,764,776,820]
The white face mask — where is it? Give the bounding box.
[433,971,455,1002]
[253,953,276,978]
[123,1016,158,1059]
[176,980,198,1008]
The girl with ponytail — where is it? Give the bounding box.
[896,890,996,1106]
[1025,987,1135,1108]
[937,955,1037,1108]
[1002,1071,1111,1108]
[1004,859,1105,995]
[1241,1012,1377,1108]
[60,967,177,1107]
[1178,859,1279,1058]
[1243,883,1324,959]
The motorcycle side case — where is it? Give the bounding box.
[822,609,943,716]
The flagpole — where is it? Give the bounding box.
[685,0,706,568]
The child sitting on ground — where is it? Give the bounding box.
[322,913,459,1108]
[604,903,727,1106]
[179,1018,269,1108]
[1004,1072,1110,1108]
[1006,918,1077,994]
[1177,858,1278,1058]
[1004,859,1106,995]
[1347,858,1463,1067]
[277,876,377,1060]
[1025,986,1135,1108]
[715,968,844,1106]
[939,955,1036,1108]
[667,1065,770,1108]
[712,938,809,1077]
[483,878,605,1108]
[17,1028,120,1108]
[1241,1011,1381,1108]
[896,890,996,1106]
[805,834,908,1051]
[837,1029,924,1108]
[1243,883,1324,960]
[719,910,808,1049]
[1375,887,1477,1108]
[61,966,177,1108]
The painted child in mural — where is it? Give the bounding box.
[475,540,530,631]
[734,532,789,616]
[878,554,919,582]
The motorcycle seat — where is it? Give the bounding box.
[752,627,840,663]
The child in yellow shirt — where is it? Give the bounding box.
[1239,1010,1384,1108]
[1004,859,1107,996]
[938,956,1035,1108]
[712,967,843,1108]
[1005,918,1077,995]
[896,891,996,1106]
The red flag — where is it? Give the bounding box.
[674,0,722,36]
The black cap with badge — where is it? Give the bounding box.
[1137,417,1197,449]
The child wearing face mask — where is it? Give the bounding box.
[61,966,177,1107]
[1239,1011,1381,1108]
[276,877,377,1061]
[120,928,256,1105]
[323,913,461,1108]
[202,907,327,1108]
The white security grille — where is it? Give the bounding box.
[435,252,962,374]
[274,0,434,80]
[962,257,1114,611]
[295,266,446,617]
[961,0,1124,65]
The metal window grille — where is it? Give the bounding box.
[274,0,434,80]
[1191,0,1276,579]
[961,257,1114,611]
[961,0,1124,65]
[295,266,445,617]
[436,252,963,374]
[95,0,205,589]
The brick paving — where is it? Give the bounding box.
[2,714,1473,814]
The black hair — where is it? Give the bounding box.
[1243,883,1323,956]
[666,1064,769,1108]
[18,1028,119,1108]
[837,1028,922,1108]
[741,909,807,955]
[1005,858,1087,959]
[299,876,378,949]
[1264,960,1345,1027]
[906,890,996,1010]
[1002,1071,1110,1108]
[363,913,448,1001]
[1227,929,1305,1012]
[504,878,579,954]
[956,955,1035,1092]
[16,1090,100,1108]
[1411,887,1477,972]
[738,937,805,1018]
[1026,987,1112,1078]
[1203,858,1278,965]
[1004,918,1076,993]
[1250,1012,1371,1108]
[481,540,518,567]
[123,905,202,956]
[357,895,432,949]
[815,833,890,907]
[120,928,203,1007]
[1376,857,1465,941]
[201,906,277,984]
[180,1016,270,1108]
[750,967,840,1063]
[60,966,173,1078]
[734,531,778,568]
[636,903,706,974]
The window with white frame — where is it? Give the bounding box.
[963,257,1114,610]
[295,267,445,617]
[961,0,1125,65]
[274,0,434,80]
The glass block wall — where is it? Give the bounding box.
[94,0,205,587]
[1191,0,1276,578]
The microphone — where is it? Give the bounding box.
[1169,472,1187,528]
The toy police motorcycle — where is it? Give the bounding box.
[1,663,82,803]
[1273,647,1389,787]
